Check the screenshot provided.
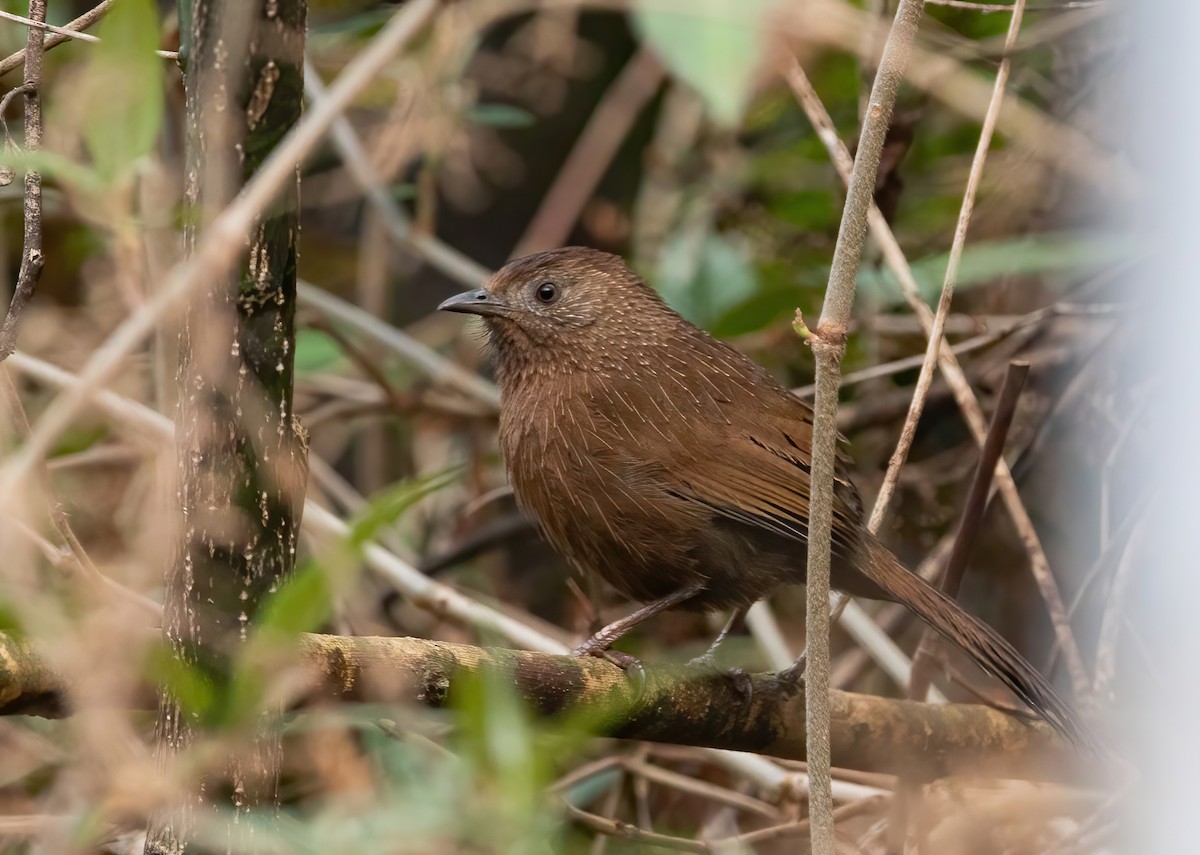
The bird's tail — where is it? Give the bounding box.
[861,537,1090,749]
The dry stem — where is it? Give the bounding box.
[801,2,926,849]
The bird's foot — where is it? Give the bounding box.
[686,652,754,704]
[777,658,806,693]
[573,643,647,699]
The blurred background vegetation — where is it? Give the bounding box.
[0,0,1135,851]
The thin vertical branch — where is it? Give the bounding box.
[908,361,1029,702]
[782,3,1089,698]
[801,2,925,851]
[0,0,46,362]
[867,0,1027,533]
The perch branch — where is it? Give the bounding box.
[0,631,1082,782]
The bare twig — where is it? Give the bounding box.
[939,362,1030,600]
[0,0,46,363]
[1092,518,1145,702]
[0,9,103,43]
[623,757,782,820]
[0,0,440,503]
[512,47,664,256]
[296,280,500,409]
[871,0,1029,533]
[782,26,1089,698]
[908,361,1029,702]
[566,802,710,853]
[302,58,491,291]
[800,3,926,850]
[0,367,160,619]
[0,0,114,78]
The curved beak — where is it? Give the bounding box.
[437,288,508,318]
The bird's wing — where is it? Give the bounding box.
[657,406,864,555]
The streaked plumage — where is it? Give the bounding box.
[440,246,1087,747]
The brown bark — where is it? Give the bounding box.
[0,631,1085,783]
[146,1,307,851]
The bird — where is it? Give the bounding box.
[439,245,1085,746]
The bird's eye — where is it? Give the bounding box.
[535,282,560,304]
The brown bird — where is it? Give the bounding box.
[440,246,1084,745]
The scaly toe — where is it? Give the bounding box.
[686,655,753,703]
[574,647,647,700]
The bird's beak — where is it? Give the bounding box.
[437,288,509,318]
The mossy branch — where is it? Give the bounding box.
[0,631,1081,782]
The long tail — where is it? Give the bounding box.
[861,537,1090,749]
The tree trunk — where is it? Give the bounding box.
[145,1,307,851]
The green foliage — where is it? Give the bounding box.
[256,562,333,639]
[79,0,164,183]
[633,0,780,126]
[146,642,219,720]
[293,329,348,376]
[469,104,537,128]
[347,468,462,548]
[654,229,760,328]
[856,232,1137,301]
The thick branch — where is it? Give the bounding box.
[0,632,1081,782]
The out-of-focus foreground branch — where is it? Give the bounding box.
[0,631,1081,782]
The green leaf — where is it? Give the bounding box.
[1,149,104,195]
[294,329,347,375]
[772,190,836,231]
[146,643,217,718]
[857,232,1139,302]
[81,0,163,182]
[632,0,779,126]
[348,468,462,548]
[655,230,760,328]
[468,104,536,128]
[256,562,332,638]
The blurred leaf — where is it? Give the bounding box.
[712,285,807,338]
[146,643,217,719]
[2,149,104,195]
[633,0,780,126]
[772,190,837,231]
[858,232,1139,301]
[256,562,331,638]
[80,0,163,182]
[656,230,760,328]
[348,468,462,548]
[391,183,418,201]
[562,767,621,809]
[0,603,24,639]
[294,329,347,375]
[51,424,110,458]
[468,104,536,128]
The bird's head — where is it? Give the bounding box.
[438,247,675,377]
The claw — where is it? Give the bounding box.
[777,660,805,693]
[574,645,647,701]
[686,653,754,704]
[728,667,753,703]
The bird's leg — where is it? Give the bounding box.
[686,608,753,701]
[688,608,745,666]
[572,584,705,663]
[778,651,806,692]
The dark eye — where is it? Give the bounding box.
[535,282,560,304]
